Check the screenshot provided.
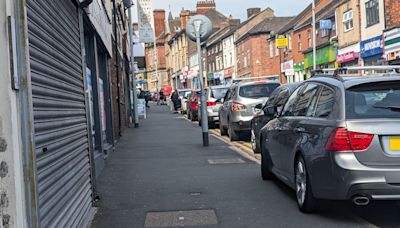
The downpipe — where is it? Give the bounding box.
[352,195,370,206]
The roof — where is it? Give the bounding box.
[236,17,294,43]
[203,9,228,28]
[206,25,238,47]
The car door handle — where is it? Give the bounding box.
[294,127,306,133]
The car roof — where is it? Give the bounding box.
[308,74,400,89]
[209,85,229,89]
[237,80,280,87]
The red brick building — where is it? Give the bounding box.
[385,0,400,29]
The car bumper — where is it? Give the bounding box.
[309,153,400,200]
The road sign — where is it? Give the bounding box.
[186,15,213,42]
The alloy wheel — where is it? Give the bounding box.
[296,159,307,207]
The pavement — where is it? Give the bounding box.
[90,103,400,228]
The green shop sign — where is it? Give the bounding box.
[207,72,214,79]
[304,45,336,69]
[294,62,304,72]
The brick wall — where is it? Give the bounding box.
[154,10,166,38]
[385,0,400,29]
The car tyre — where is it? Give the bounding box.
[295,156,317,213]
[228,122,240,141]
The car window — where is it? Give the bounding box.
[239,83,280,99]
[211,88,228,100]
[276,88,290,106]
[265,87,281,106]
[282,83,320,117]
[345,81,400,119]
[281,85,305,116]
[314,87,335,118]
[224,88,231,101]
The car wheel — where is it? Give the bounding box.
[219,118,227,136]
[295,156,317,213]
[261,146,275,180]
[251,127,260,153]
[228,122,240,141]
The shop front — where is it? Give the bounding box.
[304,44,336,77]
[337,43,360,67]
[384,28,400,65]
[224,67,235,85]
[294,62,305,82]
[361,35,385,66]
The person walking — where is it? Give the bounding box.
[158,89,165,105]
[171,89,181,113]
[144,91,151,108]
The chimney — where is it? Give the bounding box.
[247,8,261,18]
[153,9,166,38]
[180,9,191,29]
[229,19,241,26]
[196,0,216,14]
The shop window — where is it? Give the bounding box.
[365,0,379,27]
[307,30,312,49]
[298,34,302,51]
[269,41,274,57]
[343,10,354,32]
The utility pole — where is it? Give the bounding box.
[312,0,317,71]
[126,1,139,128]
[186,15,213,147]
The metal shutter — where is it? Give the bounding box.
[26,0,93,227]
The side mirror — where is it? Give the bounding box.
[264,105,277,116]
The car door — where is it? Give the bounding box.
[220,88,232,127]
[279,83,322,181]
[266,85,305,175]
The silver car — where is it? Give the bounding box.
[219,81,280,141]
[198,85,229,128]
[260,74,400,213]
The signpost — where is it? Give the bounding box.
[186,15,213,147]
[276,35,288,48]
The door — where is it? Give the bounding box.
[280,83,321,179]
[26,0,94,227]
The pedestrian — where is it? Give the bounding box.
[144,91,151,108]
[138,88,145,99]
[158,89,165,105]
[171,89,181,113]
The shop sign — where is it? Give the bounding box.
[137,0,155,43]
[214,71,224,80]
[294,62,304,72]
[207,72,214,79]
[384,28,400,61]
[337,51,356,64]
[86,0,113,56]
[281,60,294,76]
[224,68,234,78]
[304,45,335,69]
[276,35,288,48]
[361,35,383,58]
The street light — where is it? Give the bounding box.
[312,0,317,71]
[186,15,213,147]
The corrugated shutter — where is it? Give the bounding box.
[26,0,93,227]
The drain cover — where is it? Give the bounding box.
[207,158,245,165]
[144,209,218,227]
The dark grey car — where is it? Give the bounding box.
[251,83,301,153]
[260,74,400,213]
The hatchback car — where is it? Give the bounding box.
[251,83,300,153]
[260,74,400,213]
[178,89,192,114]
[198,86,229,128]
[219,81,280,141]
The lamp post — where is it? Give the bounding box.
[312,0,317,71]
[186,15,213,147]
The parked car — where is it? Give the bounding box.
[187,90,201,121]
[179,89,192,114]
[260,74,400,213]
[251,83,301,153]
[198,85,229,128]
[219,81,280,141]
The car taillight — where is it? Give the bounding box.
[207,101,217,106]
[232,103,246,112]
[325,128,374,152]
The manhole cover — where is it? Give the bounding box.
[207,158,245,165]
[144,209,218,227]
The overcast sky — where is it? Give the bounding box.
[133,0,312,22]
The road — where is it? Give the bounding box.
[91,104,400,228]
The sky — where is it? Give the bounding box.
[133,0,312,22]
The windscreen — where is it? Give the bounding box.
[211,88,228,100]
[239,83,280,99]
[345,81,400,119]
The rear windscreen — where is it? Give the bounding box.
[239,84,280,99]
[345,81,400,119]
[211,88,228,100]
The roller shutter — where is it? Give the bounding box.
[26,0,93,227]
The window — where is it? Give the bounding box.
[320,28,330,37]
[298,34,302,51]
[288,34,292,51]
[275,42,280,57]
[314,87,335,118]
[244,55,247,67]
[247,53,251,66]
[269,41,274,57]
[282,84,320,117]
[365,0,379,27]
[307,30,312,48]
[239,83,280,99]
[343,10,354,32]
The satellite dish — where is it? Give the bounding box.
[186,15,213,42]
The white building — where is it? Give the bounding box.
[222,29,237,84]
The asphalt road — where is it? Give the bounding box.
[91,104,400,228]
